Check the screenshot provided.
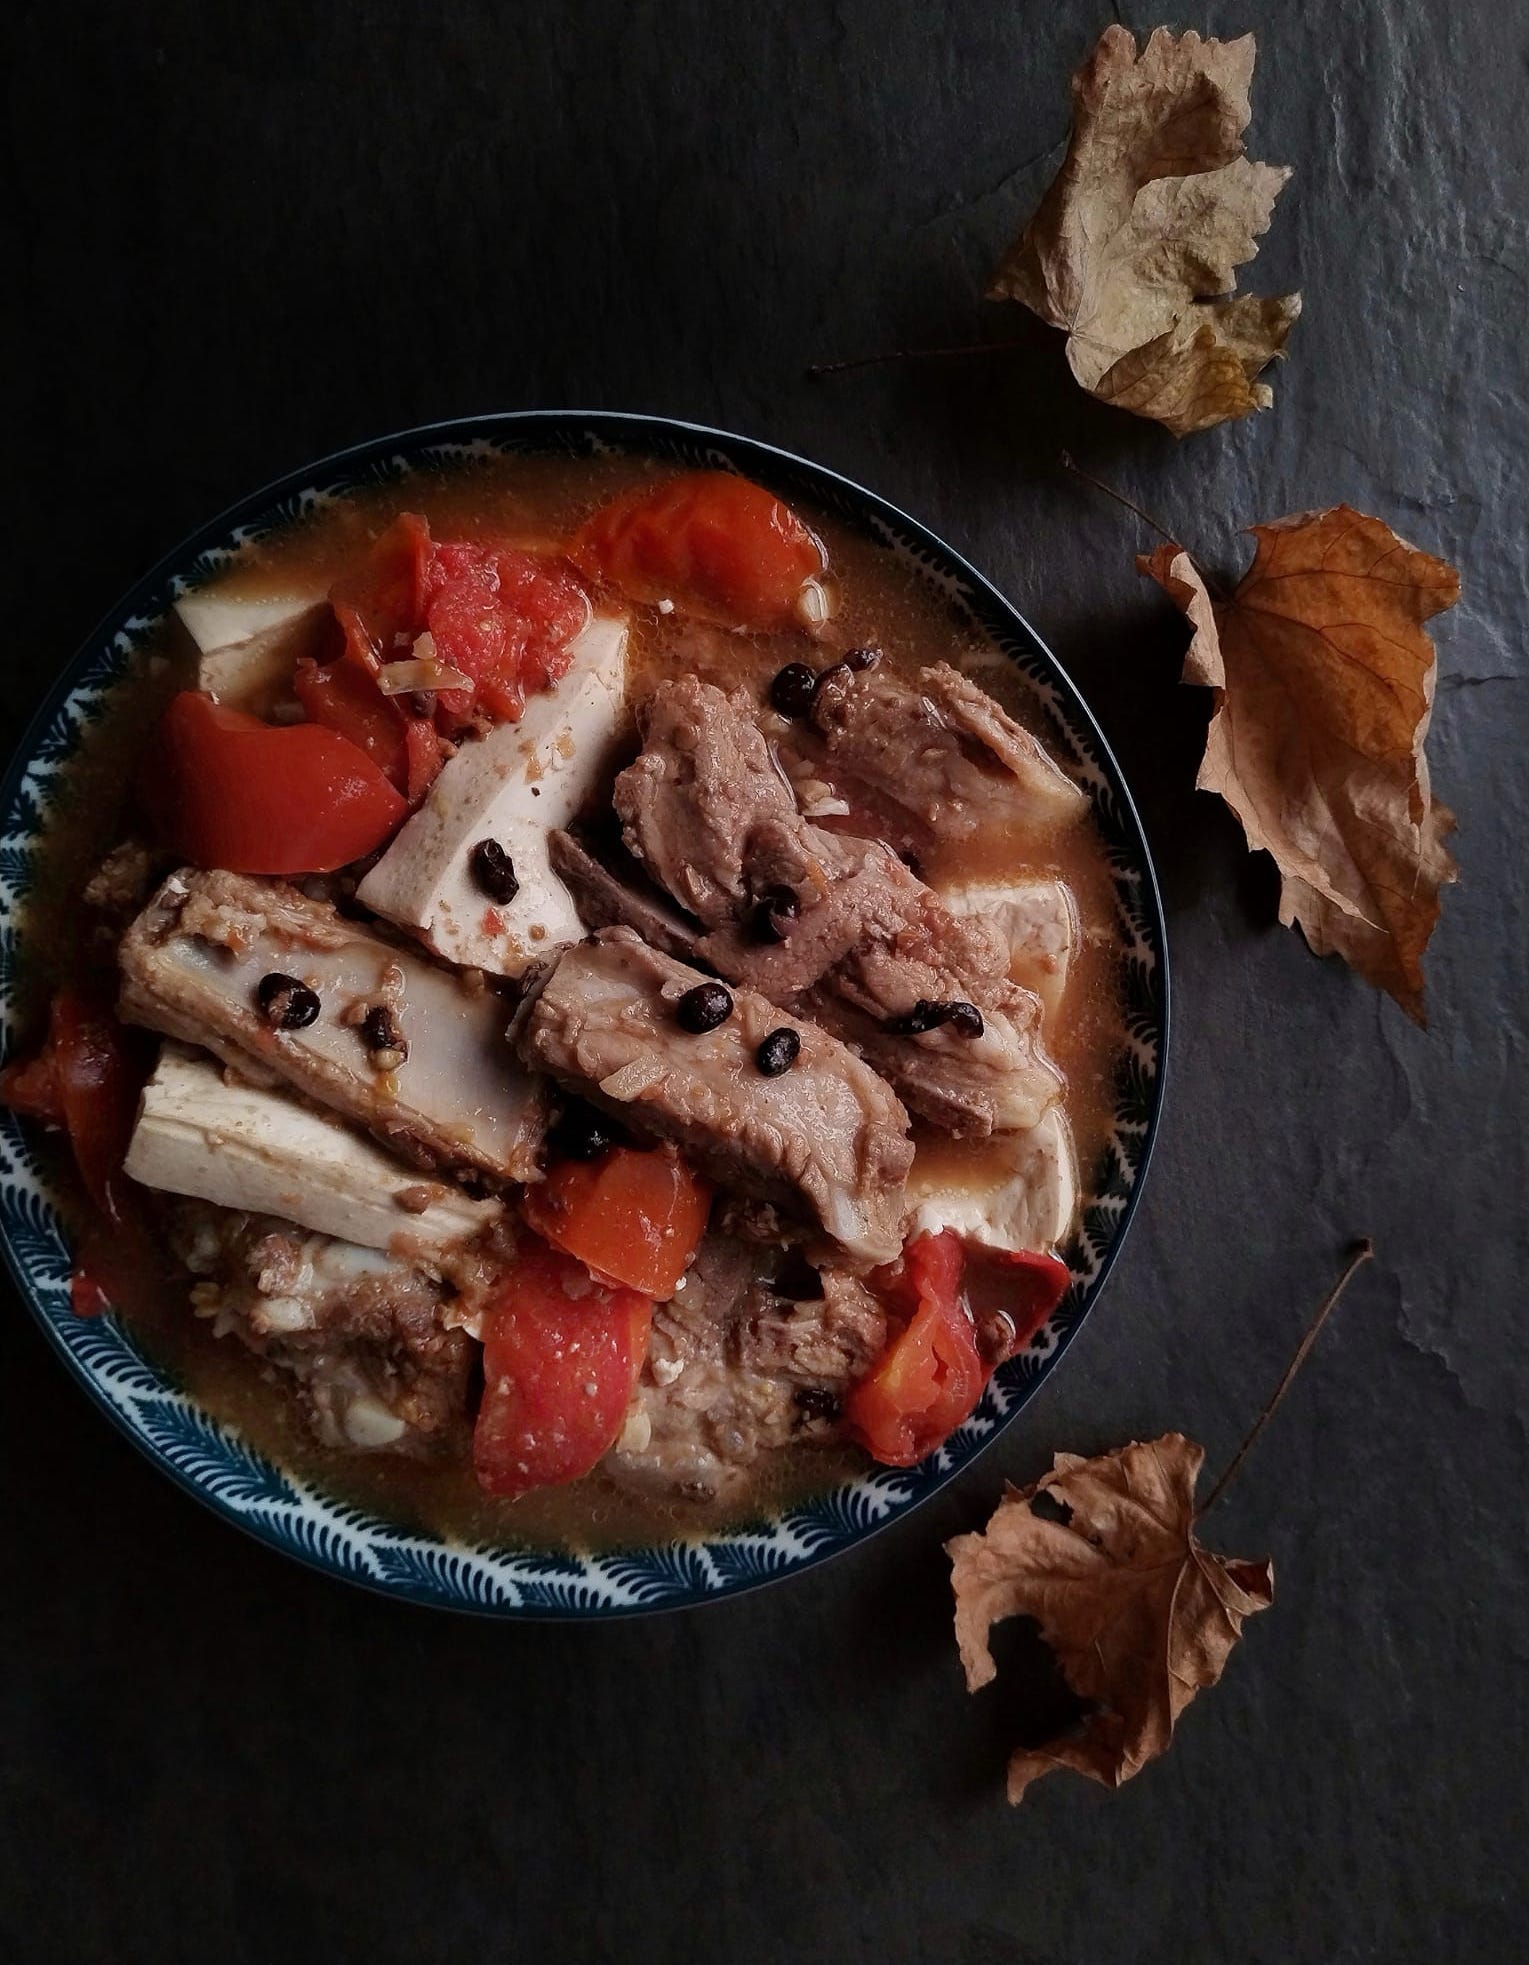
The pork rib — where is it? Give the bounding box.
[170,1202,473,1455]
[119,869,545,1186]
[514,928,913,1265]
[613,678,1064,1136]
[796,658,1087,854]
[605,1235,887,1504]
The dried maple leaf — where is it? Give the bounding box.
[989,25,1300,437]
[1141,507,1460,1022]
[948,1434,1273,1804]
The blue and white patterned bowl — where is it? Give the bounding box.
[0,412,1168,1616]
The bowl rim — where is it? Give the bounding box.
[0,408,1170,1616]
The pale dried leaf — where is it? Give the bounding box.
[1141,506,1460,1020]
[990,25,1299,437]
[948,1434,1273,1804]
[1088,292,1303,436]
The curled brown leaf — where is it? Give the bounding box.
[1141,507,1460,1021]
[948,1434,1273,1804]
[990,25,1300,436]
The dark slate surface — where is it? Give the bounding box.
[2,2,1524,1959]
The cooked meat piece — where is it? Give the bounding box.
[171,1204,474,1454]
[794,659,1087,854]
[604,1236,885,1503]
[615,680,1064,1136]
[126,1043,502,1256]
[83,840,167,923]
[119,869,545,1187]
[810,937,1061,1137]
[608,1297,793,1504]
[696,838,917,996]
[548,827,702,962]
[514,928,913,1265]
[614,677,847,922]
[700,839,1005,1002]
[739,1265,888,1383]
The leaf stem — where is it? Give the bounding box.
[1057,451,1232,600]
[1198,1238,1375,1519]
[1057,452,1179,547]
[806,337,1028,380]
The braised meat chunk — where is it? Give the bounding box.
[615,676,846,922]
[119,869,546,1185]
[614,678,1064,1136]
[796,658,1087,854]
[605,1236,888,1504]
[514,928,913,1264]
[812,938,1060,1137]
[548,827,703,963]
[171,1205,475,1454]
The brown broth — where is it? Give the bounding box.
[15,450,1125,1554]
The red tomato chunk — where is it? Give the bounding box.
[146,692,408,875]
[323,513,589,732]
[847,1234,1073,1467]
[424,543,589,724]
[293,647,443,803]
[847,1230,988,1468]
[0,986,146,1225]
[1,988,162,1318]
[522,1144,712,1298]
[569,471,828,630]
[473,1239,653,1499]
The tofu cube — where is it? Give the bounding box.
[173,587,330,709]
[125,1045,501,1255]
[907,1107,1079,1254]
[935,876,1077,1024]
[357,613,628,977]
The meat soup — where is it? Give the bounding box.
[3,454,1123,1550]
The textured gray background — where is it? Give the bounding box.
[2,2,1525,1960]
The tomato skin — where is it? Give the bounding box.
[1,988,146,1226]
[293,650,406,778]
[146,692,408,874]
[70,1263,113,1318]
[330,512,434,668]
[49,990,147,1226]
[846,1231,988,1467]
[569,472,828,629]
[293,649,443,803]
[0,1047,64,1126]
[472,1240,653,1499]
[994,1250,1071,1350]
[522,1145,712,1298]
[401,716,444,803]
[1,988,162,1317]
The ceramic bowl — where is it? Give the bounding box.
[0,412,1168,1615]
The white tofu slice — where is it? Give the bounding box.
[173,587,329,708]
[907,1107,1079,1254]
[935,876,1077,1024]
[126,1045,501,1256]
[357,613,628,977]
[175,590,323,654]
